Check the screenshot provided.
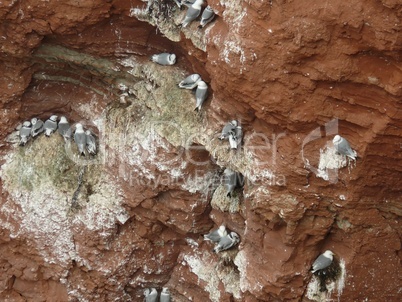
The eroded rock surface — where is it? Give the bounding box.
[1,0,401,301]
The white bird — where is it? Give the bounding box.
[213,232,240,253]
[229,125,243,149]
[58,116,72,141]
[333,135,356,160]
[194,80,208,111]
[144,288,158,302]
[219,120,237,140]
[19,121,32,146]
[223,168,237,197]
[311,250,334,273]
[74,123,87,156]
[198,6,215,28]
[44,115,58,137]
[160,287,171,302]
[151,53,176,66]
[181,0,204,27]
[30,118,44,137]
[85,130,97,155]
[204,225,227,243]
[178,73,201,89]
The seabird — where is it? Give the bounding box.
[58,116,72,141]
[160,287,171,302]
[311,250,334,274]
[229,125,243,149]
[85,130,97,155]
[332,135,356,160]
[150,53,176,66]
[19,121,32,146]
[144,288,158,302]
[178,73,202,89]
[74,123,87,156]
[213,232,240,253]
[198,6,215,28]
[44,115,58,137]
[204,225,227,243]
[219,120,237,140]
[30,118,44,137]
[194,80,208,111]
[223,168,237,197]
[181,0,204,27]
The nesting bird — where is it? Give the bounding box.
[178,73,202,89]
[181,0,204,27]
[229,124,243,150]
[160,287,171,302]
[58,116,72,142]
[223,168,237,197]
[198,5,215,28]
[213,232,240,253]
[151,53,176,66]
[204,225,227,243]
[30,118,44,138]
[85,130,97,155]
[194,80,208,111]
[19,121,32,146]
[74,123,87,156]
[44,115,58,136]
[144,288,158,302]
[311,250,334,274]
[219,120,238,140]
[332,135,356,160]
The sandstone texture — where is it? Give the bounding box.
[0,0,401,301]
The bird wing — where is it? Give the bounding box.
[312,254,332,272]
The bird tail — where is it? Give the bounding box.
[19,139,27,146]
[227,192,232,198]
[194,106,200,112]
[197,25,203,29]
[45,129,52,137]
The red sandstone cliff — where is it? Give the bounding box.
[0,0,401,301]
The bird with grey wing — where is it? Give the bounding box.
[332,135,357,160]
[30,117,44,138]
[178,73,201,89]
[181,0,204,27]
[213,232,240,253]
[219,120,237,140]
[198,5,215,28]
[19,121,32,146]
[229,124,243,150]
[204,225,227,243]
[194,80,208,111]
[311,250,334,274]
[85,130,97,155]
[74,123,87,156]
[151,53,176,65]
[58,116,72,142]
[223,168,237,197]
[160,287,171,302]
[44,115,58,136]
[144,288,158,302]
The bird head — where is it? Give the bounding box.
[197,81,207,89]
[60,116,68,123]
[75,123,84,131]
[332,135,342,144]
[231,120,238,127]
[50,115,58,122]
[162,287,170,294]
[218,225,226,232]
[324,250,334,258]
[23,121,31,127]
[31,118,38,124]
[168,54,176,64]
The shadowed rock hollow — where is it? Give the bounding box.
[0,0,401,301]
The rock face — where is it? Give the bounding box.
[0,0,401,301]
